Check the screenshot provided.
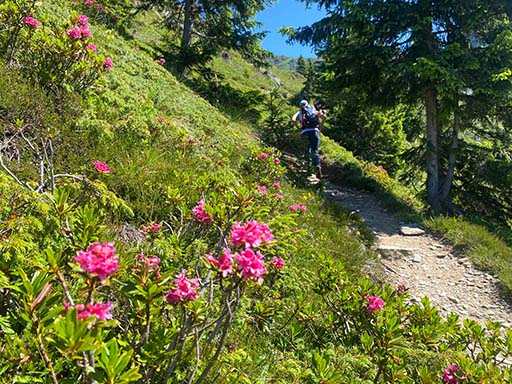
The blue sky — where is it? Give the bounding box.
[255,0,326,58]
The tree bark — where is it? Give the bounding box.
[440,109,459,212]
[424,89,441,215]
[178,0,195,75]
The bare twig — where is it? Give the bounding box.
[0,152,35,191]
[32,312,59,384]
[194,285,240,384]
[187,326,201,384]
[36,173,85,193]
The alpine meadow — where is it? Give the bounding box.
[2,1,512,383]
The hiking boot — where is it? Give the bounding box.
[315,166,322,179]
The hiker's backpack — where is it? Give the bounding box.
[301,106,319,128]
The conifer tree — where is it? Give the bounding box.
[285,0,512,214]
[141,0,274,73]
[296,55,307,75]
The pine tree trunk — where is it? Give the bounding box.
[178,0,195,75]
[440,110,460,213]
[425,89,441,215]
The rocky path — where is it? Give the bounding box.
[322,181,512,328]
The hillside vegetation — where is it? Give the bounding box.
[1,1,512,383]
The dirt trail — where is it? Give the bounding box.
[322,181,512,328]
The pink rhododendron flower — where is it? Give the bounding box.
[235,248,267,283]
[273,182,280,189]
[205,253,218,266]
[230,221,273,249]
[165,269,200,304]
[290,202,306,212]
[75,242,119,281]
[65,301,113,322]
[92,160,110,173]
[396,284,407,295]
[255,185,267,195]
[66,27,82,39]
[79,26,91,38]
[257,152,268,160]
[138,253,160,272]
[364,294,385,313]
[442,364,466,384]
[274,193,284,200]
[96,4,104,11]
[141,223,161,234]
[85,0,96,4]
[274,158,280,165]
[192,199,212,223]
[156,115,164,123]
[205,248,234,277]
[156,58,166,65]
[77,14,89,25]
[23,16,39,28]
[104,57,113,69]
[87,43,97,51]
[270,257,284,270]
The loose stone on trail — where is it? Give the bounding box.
[399,226,425,236]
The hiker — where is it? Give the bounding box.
[292,99,326,178]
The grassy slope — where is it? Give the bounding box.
[3,2,512,381]
[54,4,372,268]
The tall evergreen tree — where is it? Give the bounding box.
[296,55,307,75]
[285,0,512,215]
[140,0,274,73]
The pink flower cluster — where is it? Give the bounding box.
[235,249,267,283]
[165,270,200,304]
[192,200,212,223]
[442,364,466,384]
[156,58,166,65]
[290,202,306,213]
[65,301,112,321]
[75,242,119,281]
[255,185,267,195]
[66,15,91,40]
[104,57,113,69]
[205,249,234,277]
[156,115,164,123]
[205,221,274,283]
[87,43,97,51]
[23,16,39,28]
[396,284,407,295]
[77,14,89,25]
[269,257,285,270]
[230,221,273,249]
[274,158,280,165]
[141,223,161,234]
[138,254,160,272]
[364,294,385,313]
[257,152,268,160]
[92,160,110,173]
[85,0,96,4]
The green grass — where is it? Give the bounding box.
[61,2,370,273]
